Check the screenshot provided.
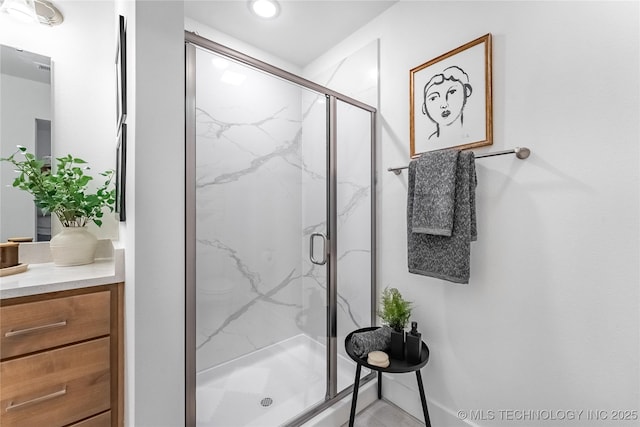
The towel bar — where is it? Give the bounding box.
[387,147,530,175]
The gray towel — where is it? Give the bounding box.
[351,326,392,358]
[412,149,460,236]
[407,151,477,283]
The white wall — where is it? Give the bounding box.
[0,0,118,240]
[0,74,50,241]
[307,1,639,426]
[116,1,185,426]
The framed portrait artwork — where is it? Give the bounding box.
[116,123,127,222]
[115,14,127,130]
[410,33,492,158]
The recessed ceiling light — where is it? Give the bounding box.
[248,0,280,19]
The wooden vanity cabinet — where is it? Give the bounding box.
[0,283,123,427]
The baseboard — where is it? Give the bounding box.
[379,373,479,427]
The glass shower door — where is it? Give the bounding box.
[335,99,373,392]
[189,46,329,426]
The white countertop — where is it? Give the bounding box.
[0,242,124,300]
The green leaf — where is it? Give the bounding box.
[0,147,115,228]
[378,287,412,331]
[76,176,92,187]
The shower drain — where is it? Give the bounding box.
[260,397,273,407]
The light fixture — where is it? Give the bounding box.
[248,0,280,19]
[34,0,63,26]
[0,0,63,25]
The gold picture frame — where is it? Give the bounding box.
[410,33,492,158]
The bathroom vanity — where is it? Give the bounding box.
[0,242,124,427]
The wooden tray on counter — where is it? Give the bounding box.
[0,264,29,277]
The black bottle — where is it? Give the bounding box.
[406,321,422,364]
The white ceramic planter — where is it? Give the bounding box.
[49,226,98,266]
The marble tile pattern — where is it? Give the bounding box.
[307,39,379,108]
[194,46,375,372]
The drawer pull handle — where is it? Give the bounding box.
[4,320,68,337]
[6,386,67,411]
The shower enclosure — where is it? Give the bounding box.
[185,33,376,426]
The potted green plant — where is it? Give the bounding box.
[378,286,412,360]
[1,146,115,266]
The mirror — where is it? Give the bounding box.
[0,44,52,242]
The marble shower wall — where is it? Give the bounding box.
[194,43,376,372]
[194,48,307,371]
[307,39,379,109]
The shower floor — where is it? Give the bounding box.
[196,334,361,426]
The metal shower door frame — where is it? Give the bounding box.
[184,31,377,427]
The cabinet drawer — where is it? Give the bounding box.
[1,291,110,359]
[0,337,111,427]
[70,411,111,427]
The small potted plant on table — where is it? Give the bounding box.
[378,287,412,360]
[2,146,115,266]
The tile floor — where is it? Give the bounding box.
[342,399,425,427]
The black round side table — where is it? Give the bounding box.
[345,327,431,427]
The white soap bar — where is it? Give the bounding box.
[367,358,390,368]
[367,350,389,364]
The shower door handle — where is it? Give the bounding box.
[309,232,328,265]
